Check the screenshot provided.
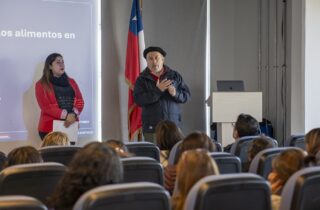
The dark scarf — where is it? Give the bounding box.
[50,73,75,113]
[50,73,69,87]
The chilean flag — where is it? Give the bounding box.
[125,0,147,141]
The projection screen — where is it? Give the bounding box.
[0,0,100,143]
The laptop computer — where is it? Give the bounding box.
[217,80,245,91]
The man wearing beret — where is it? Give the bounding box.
[133,46,191,143]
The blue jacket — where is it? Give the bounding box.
[133,65,191,133]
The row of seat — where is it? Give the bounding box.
[0,141,302,182]
[0,134,305,170]
[0,146,306,206]
[0,158,164,204]
[0,141,221,169]
[1,165,319,210]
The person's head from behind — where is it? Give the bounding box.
[6,146,43,167]
[144,46,166,74]
[248,136,274,162]
[176,131,215,164]
[173,149,219,210]
[180,131,215,153]
[50,142,123,209]
[305,128,320,156]
[268,149,305,195]
[156,120,184,151]
[233,113,260,140]
[103,139,133,158]
[40,131,69,147]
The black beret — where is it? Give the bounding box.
[143,46,166,58]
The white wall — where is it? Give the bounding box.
[287,0,305,135]
[211,0,259,91]
[211,0,306,143]
[101,0,131,141]
[305,0,320,132]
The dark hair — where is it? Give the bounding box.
[49,142,123,209]
[272,149,305,186]
[305,128,320,156]
[248,136,274,161]
[6,146,43,167]
[40,53,63,90]
[155,120,184,151]
[235,114,260,137]
[177,132,215,163]
[181,132,215,152]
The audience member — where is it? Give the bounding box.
[49,142,123,210]
[5,146,43,167]
[155,120,184,167]
[268,149,306,210]
[245,136,274,171]
[179,132,215,154]
[305,128,320,165]
[172,149,219,210]
[103,139,133,158]
[164,131,215,194]
[224,113,261,152]
[40,131,70,147]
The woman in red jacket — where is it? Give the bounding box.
[35,53,84,140]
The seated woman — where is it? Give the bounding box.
[48,142,123,210]
[164,131,215,194]
[103,139,133,158]
[5,146,43,167]
[155,120,184,167]
[172,149,219,210]
[305,128,320,165]
[40,131,70,147]
[245,136,274,171]
[268,149,306,210]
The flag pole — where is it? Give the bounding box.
[138,0,143,142]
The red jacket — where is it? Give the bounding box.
[35,78,84,133]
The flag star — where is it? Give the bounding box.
[132,16,137,21]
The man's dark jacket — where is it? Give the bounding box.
[133,65,191,133]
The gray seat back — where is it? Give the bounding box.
[121,157,163,185]
[125,142,160,161]
[39,145,81,166]
[184,173,271,210]
[73,182,170,210]
[210,152,241,173]
[280,166,320,210]
[168,140,182,165]
[288,134,305,150]
[0,162,66,204]
[0,195,47,210]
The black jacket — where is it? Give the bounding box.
[133,65,191,133]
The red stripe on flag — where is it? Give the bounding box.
[125,31,143,140]
[125,31,140,90]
